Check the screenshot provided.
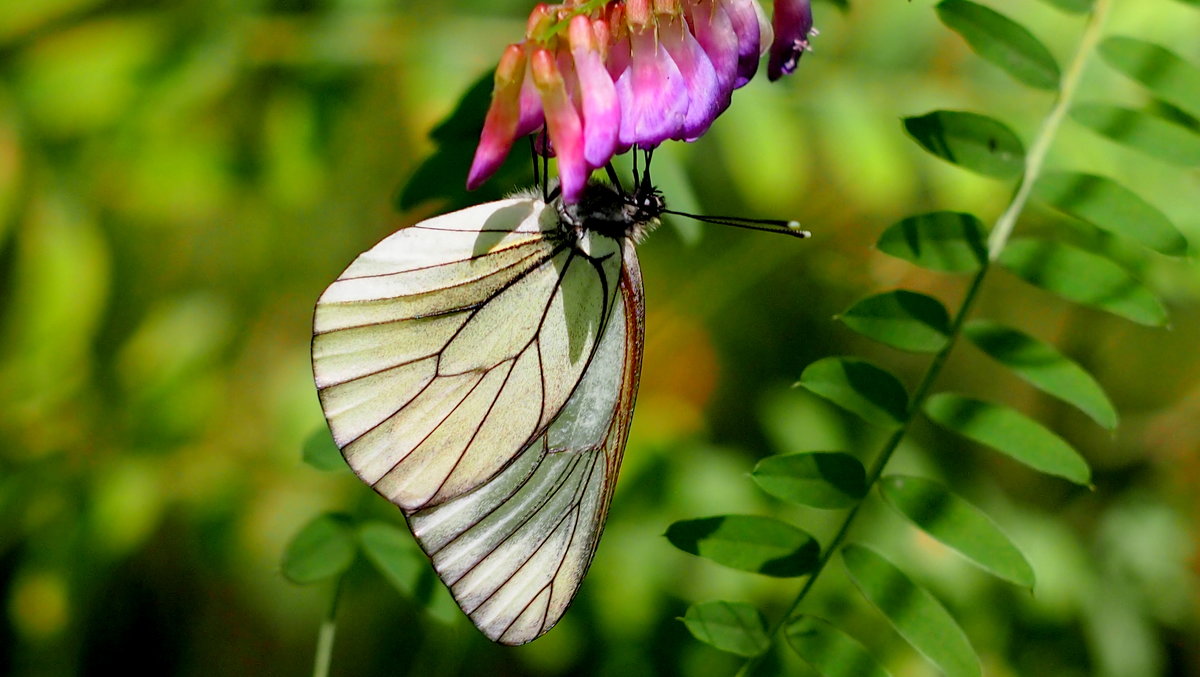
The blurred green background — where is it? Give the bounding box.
[1,0,1198,675]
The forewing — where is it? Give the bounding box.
[407,244,645,645]
[312,198,623,512]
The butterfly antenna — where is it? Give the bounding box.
[660,208,812,239]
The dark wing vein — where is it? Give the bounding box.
[333,240,547,282]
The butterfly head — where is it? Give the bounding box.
[557,180,663,244]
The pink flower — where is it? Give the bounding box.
[686,0,739,115]
[530,49,589,203]
[569,15,620,167]
[615,1,688,147]
[466,0,816,202]
[720,0,770,88]
[660,11,720,140]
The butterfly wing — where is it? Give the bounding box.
[312,197,644,643]
[313,197,624,511]
[408,245,643,644]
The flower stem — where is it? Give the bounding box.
[736,1,1111,673]
[312,575,344,677]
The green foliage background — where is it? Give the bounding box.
[1,0,1197,675]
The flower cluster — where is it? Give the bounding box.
[467,0,815,203]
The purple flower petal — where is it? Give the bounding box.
[768,0,814,81]
[616,24,688,147]
[569,15,620,168]
[660,15,721,140]
[686,0,738,112]
[720,0,762,87]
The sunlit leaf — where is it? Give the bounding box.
[936,0,1060,90]
[752,452,868,509]
[1,197,109,417]
[903,110,1025,178]
[879,475,1035,587]
[798,358,909,429]
[1033,172,1188,257]
[1037,0,1093,13]
[681,601,770,657]
[358,521,423,597]
[839,291,951,353]
[0,0,105,41]
[924,393,1091,485]
[786,615,893,677]
[1100,37,1200,119]
[302,428,346,472]
[665,515,820,577]
[415,568,464,625]
[398,71,532,212]
[876,212,988,273]
[14,18,166,137]
[282,514,357,585]
[999,239,1168,327]
[1071,103,1200,166]
[964,320,1117,429]
[842,544,981,677]
[361,521,459,623]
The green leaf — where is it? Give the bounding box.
[924,393,1091,485]
[964,320,1118,429]
[301,428,345,472]
[936,0,1061,90]
[798,358,909,429]
[752,452,868,509]
[842,545,981,677]
[1037,0,1093,13]
[903,110,1025,178]
[665,515,820,577]
[1071,103,1200,166]
[281,514,357,584]
[358,521,424,597]
[786,615,893,677]
[1100,37,1200,120]
[839,291,951,353]
[1033,172,1188,257]
[879,475,1035,587]
[876,212,988,273]
[999,238,1168,327]
[681,601,770,657]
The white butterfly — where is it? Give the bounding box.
[311,181,663,645]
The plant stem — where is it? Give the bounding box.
[313,576,345,677]
[736,1,1111,673]
[986,0,1112,258]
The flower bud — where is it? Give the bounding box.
[768,0,813,81]
[467,45,528,190]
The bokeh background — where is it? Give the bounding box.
[1,0,1198,675]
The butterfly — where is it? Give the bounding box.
[311,179,666,645]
